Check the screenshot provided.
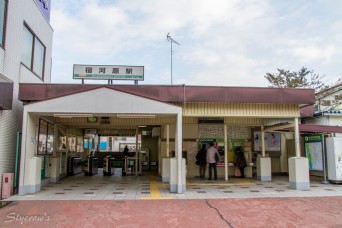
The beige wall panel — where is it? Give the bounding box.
[181,103,300,118]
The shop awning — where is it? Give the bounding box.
[0,80,13,110]
[297,124,342,134]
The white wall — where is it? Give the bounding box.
[0,0,53,190]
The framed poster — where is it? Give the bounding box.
[68,135,76,152]
[47,123,54,155]
[57,127,66,151]
[38,119,47,155]
[253,131,281,152]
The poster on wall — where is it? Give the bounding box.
[253,131,281,152]
[304,135,323,171]
[38,119,47,155]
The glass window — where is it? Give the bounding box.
[21,24,46,79]
[33,37,45,77]
[0,0,7,47]
[22,26,33,68]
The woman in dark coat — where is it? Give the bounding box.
[196,144,207,179]
[236,148,247,178]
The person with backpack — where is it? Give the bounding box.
[235,147,247,178]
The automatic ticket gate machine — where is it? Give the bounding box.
[68,156,82,176]
[84,156,98,176]
[103,156,115,176]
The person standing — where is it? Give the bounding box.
[196,144,207,179]
[206,142,220,180]
[235,147,247,178]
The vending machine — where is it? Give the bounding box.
[326,137,342,184]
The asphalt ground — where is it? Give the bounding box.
[0,197,342,227]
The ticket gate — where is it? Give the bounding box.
[68,156,82,176]
[84,156,98,176]
[103,156,115,176]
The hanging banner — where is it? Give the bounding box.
[304,135,323,171]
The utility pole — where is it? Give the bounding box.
[167,33,180,85]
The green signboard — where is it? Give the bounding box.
[304,134,323,171]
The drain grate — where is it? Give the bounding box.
[325,189,334,191]
[256,183,263,185]
[223,191,233,193]
[275,190,285,192]
[84,192,94,194]
[197,191,207,193]
[217,187,225,189]
[276,183,285,185]
[265,186,274,188]
[89,189,99,191]
[113,192,123,194]
[141,192,150,194]
[55,192,65,194]
[250,190,259,192]
[94,186,103,188]
[310,186,319,187]
[192,187,201,189]
[115,188,125,190]
[241,186,249,188]
[70,186,79,187]
[64,189,73,191]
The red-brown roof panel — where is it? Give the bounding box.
[19,83,315,105]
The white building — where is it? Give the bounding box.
[304,83,342,137]
[0,0,53,193]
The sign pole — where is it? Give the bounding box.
[321,133,329,184]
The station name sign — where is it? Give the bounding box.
[73,65,144,81]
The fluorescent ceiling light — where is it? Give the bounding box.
[53,113,93,118]
[117,114,156,118]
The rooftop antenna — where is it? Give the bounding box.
[167,33,180,85]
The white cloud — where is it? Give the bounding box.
[50,0,342,86]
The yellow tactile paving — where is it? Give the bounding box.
[141,174,172,200]
[187,180,256,187]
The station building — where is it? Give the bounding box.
[18,84,315,194]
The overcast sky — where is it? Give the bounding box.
[50,0,342,87]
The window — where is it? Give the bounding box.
[21,24,46,79]
[0,0,7,47]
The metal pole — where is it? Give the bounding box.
[321,133,329,184]
[171,41,173,85]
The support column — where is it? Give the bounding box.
[257,126,272,181]
[170,113,185,193]
[135,127,139,177]
[19,111,41,195]
[166,124,170,157]
[224,125,228,181]
[289,117,310,190]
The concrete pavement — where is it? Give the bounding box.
[0,197,342,227]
